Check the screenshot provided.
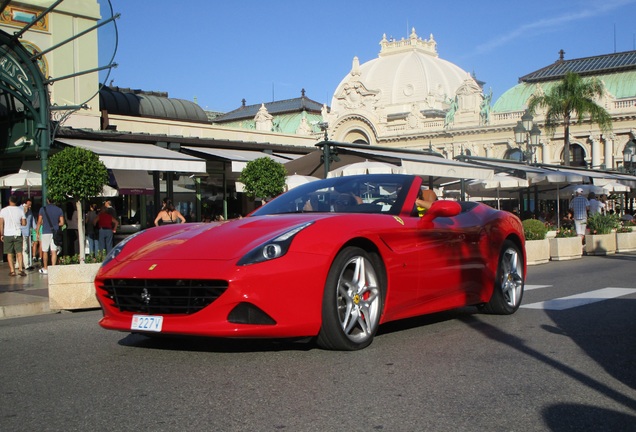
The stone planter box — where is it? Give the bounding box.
[48,263,101,310]
[549,236,583,261]
[584,233,616,256]
[616,231,636,252]
[525,238,550,265]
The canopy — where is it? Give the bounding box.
[561,183,629,195]
[183,146,292,173]
[111,169,154,195]
[327,160,406,177]
[57,138,207,173]
[285,146,493,187]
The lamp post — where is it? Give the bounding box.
[622,140,636,175]
[514,110,541,164]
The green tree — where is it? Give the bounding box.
[528,71,612,166]
[47,147,109,262]
[238,157,287,200]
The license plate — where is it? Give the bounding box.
[131,315,163,332]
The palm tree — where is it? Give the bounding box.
[527,71,612,166]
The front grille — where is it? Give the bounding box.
[100,279,228,315]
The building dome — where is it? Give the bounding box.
[100,86,209,123]
[331,29,473,114]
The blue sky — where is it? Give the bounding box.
[98,0,636,113]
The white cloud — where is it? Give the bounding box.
[474,0,636,55]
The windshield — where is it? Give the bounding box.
[251,174,414,216]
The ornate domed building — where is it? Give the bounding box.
[325,28,636,174]
[326,28,486,145]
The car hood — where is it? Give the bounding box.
[116,214,329,262]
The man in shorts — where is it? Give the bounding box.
[0,195,27,276]
[35,198,64,275]
[569,188,590,241]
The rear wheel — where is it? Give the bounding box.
[317,247,384,350]
[481,240,524,314]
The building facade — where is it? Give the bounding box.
[324,28,636,173]
[3,2,636,223]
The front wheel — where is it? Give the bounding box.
[481,240,524,314]
[317,247,384,350]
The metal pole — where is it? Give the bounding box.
[323,143,331,178]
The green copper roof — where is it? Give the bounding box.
[493,71,636,113]
[520,50,636,82]
[217,111,323,135]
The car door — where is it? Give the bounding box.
[421,206,486,308]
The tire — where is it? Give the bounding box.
[481,240,524,315]
[317,246,384,350]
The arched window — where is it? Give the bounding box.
[505,148,524,162]
[561,143,587,167]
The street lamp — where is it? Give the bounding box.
[514,110,541,164]
[623,140,636,174]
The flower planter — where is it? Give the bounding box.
[584,233,616,256]
[524,238,550,265]
[549,236,582,261]
[48,263,101,310]
[616,231,636,252]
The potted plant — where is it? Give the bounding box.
[585,213,620,255]
[522,219,550,265]
[616,222,636,252]
[46,147,109,310]
[48,257,103,310]
[238,157,287,205]
[549,225,582,261]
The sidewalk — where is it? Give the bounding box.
[0,261,51,319]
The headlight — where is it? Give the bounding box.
[237,221,313,266]
[101,230,144,267]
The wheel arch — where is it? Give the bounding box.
[333,237,389,305]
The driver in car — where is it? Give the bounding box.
[415,188,438,217]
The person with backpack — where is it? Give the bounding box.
[35,198,65,275]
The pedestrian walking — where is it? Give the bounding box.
[85,202,99,256]
[35,198,65,275]
[569,187,590,241]
[96,203,119,253]
[0,195,27,276]
[588,192,605,215]
[21,198,36,270]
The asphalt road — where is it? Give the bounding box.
[1,254,635,432]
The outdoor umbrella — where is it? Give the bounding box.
[327,160,405,177]
[285,174,320,190]
[560,184,613,196]
[466,173,529,209]
[0,170,42,197]
[0,170,42,187]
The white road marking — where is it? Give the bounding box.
[524,284,552,291]
[521,287,636,310]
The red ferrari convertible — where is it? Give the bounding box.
[95,174,526,350]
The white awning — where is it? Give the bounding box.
[57,138,207,173]
[183,146,291,172]
[344,148,494,181]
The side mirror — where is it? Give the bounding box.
[417,200,462,229]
